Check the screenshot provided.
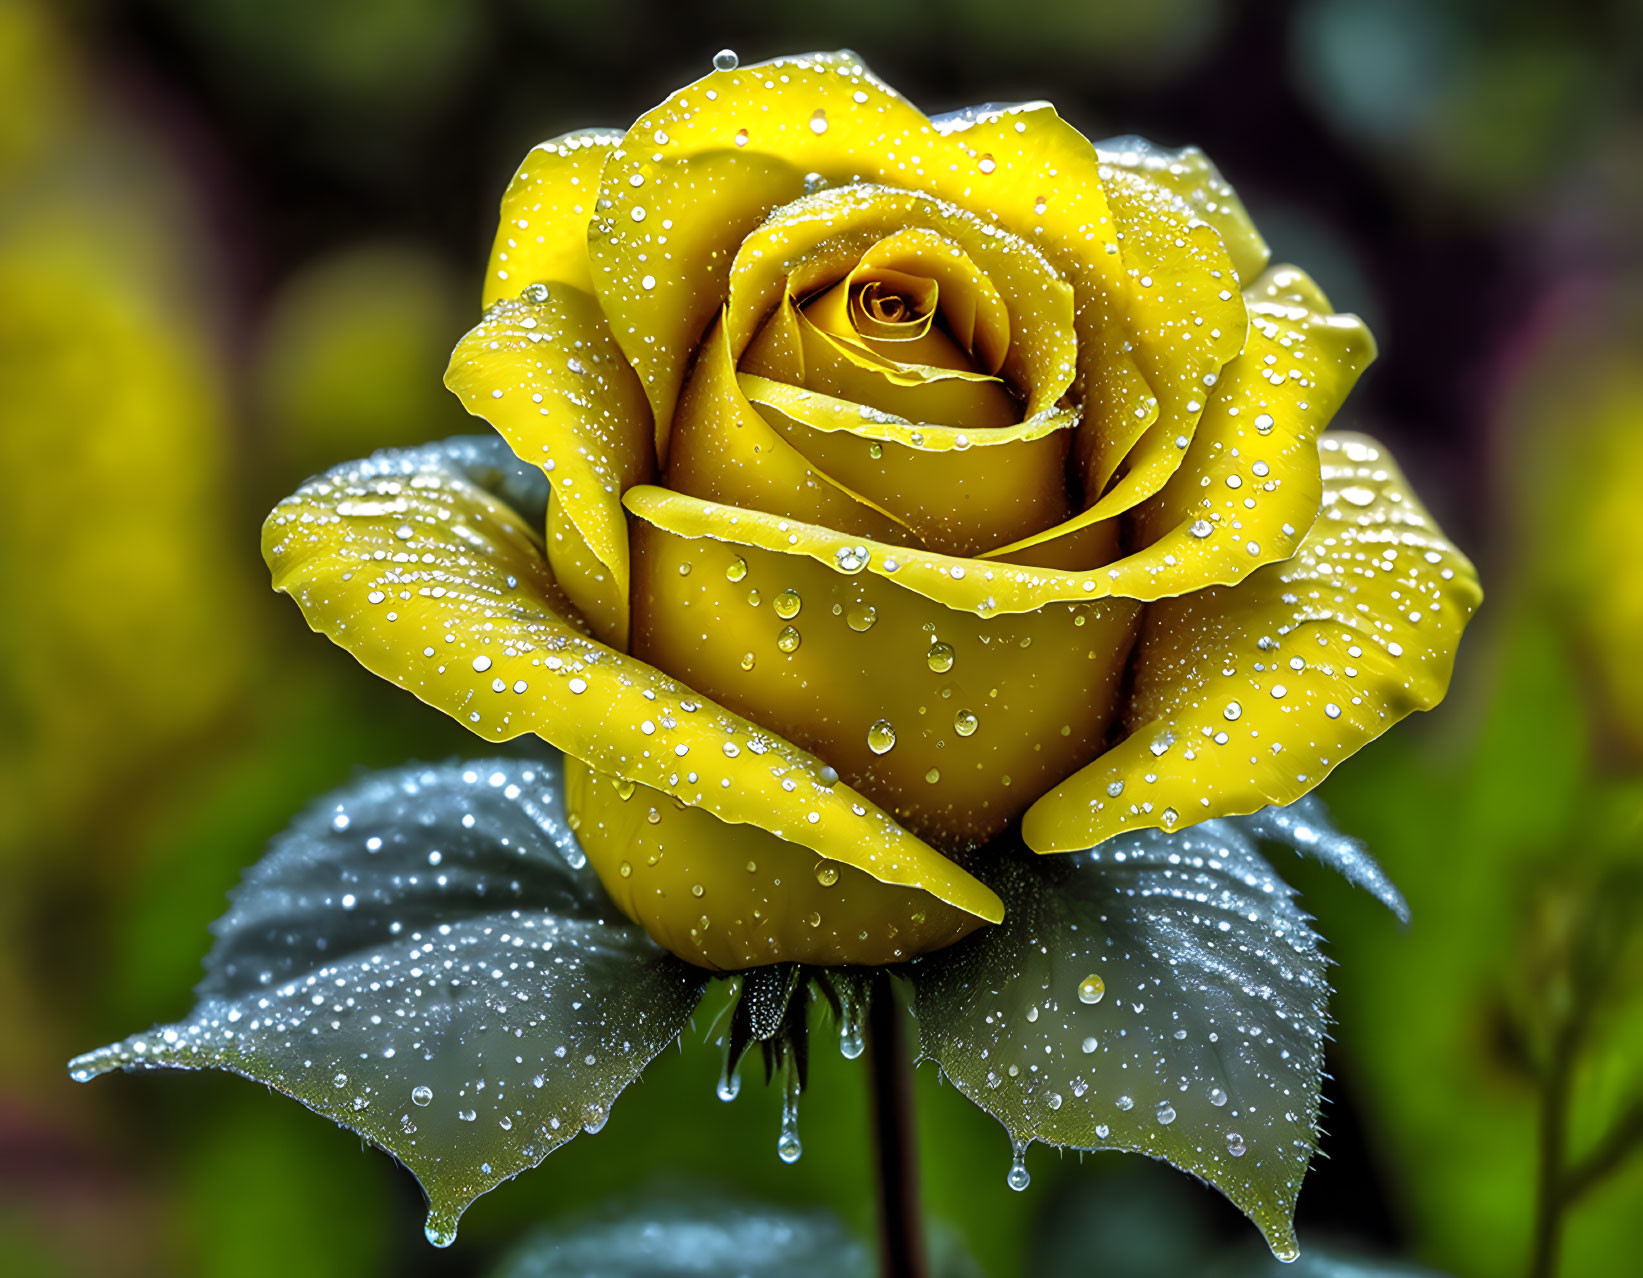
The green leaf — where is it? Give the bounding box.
[910,801,1390,1260]
[69,755,708,1247]
[490,1201,874,1278]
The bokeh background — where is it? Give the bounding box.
[3,1,1641,1275]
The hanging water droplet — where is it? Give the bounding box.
[776,625,802,653]
[726,556,748,581]
[954,708,978,736]
[424,1221,457,1248]
[838,1008,865,1060]
[777,1058,803,1163]
[867,719,896,754]
[926,641,955,673]
[410,1085,433,1107]
[1078,973,1105,1005]
[712,48,739,71]
[815,863,839,887]
[717,1055,741,1102]
[582,1104,608,1134]
[1006,1142,1031,1191]
[774,588,802,619]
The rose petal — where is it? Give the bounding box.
[444,287,654,629]
[742,374,1075,558]
[627,515,1139,852]
[664,318,915,543]
[568,760,986,970]
[484,129,623,305]
[988,265,1375,601]
[589,54,1126,442]
[1021,432,1482,852]
[622,485,1143,615]
[261,439,1002,924]
[1096,136,1271,286]
[742,294,1020,430]
[724,184,1076,416]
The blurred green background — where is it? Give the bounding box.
[2,1,1640,1275]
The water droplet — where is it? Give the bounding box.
[1226,1131,1247,1157]
[712,48,739,71]
[815,863,839,887]
[618,860,632,878]
[717,1059,741,1102]
[471,655,492,672]
[954,708,978,737]
[1223,700,1243,721]
[926,641,955,673]
[774,588,802,619]
[978,153,997,174]
[1078,973,1105,1005]
[740,652,756,671]
[777,625,802,653]
[411,1085,433,1107]
[1208,1086,1228,1107]
[1155,1101,1177,1125]
[583,1104,608,1134]
[1106,780,1125,797]
[834,545,869,573]
[925,768,941,784]
[867,719,896,754]
[726,556,748,582]
[846,604,878,632]
[809,109,829,135]
[1115,1095,1134,1111]
[1081,1036,1098,1054]
[1006,1142,1031,1191]
[777,1059,803,1163]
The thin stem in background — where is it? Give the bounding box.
[866,972,928,1278]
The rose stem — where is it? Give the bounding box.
[866,971,929,1278]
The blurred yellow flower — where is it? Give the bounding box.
[264,52,1479,970]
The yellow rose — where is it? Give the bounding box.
[263,51,1480,973]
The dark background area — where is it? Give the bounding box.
[3,2,1641,1276]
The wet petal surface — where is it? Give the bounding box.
[1024,433,1482,852]
[445,287,654,631]
[261,437,1001,923]
[484,129,622,305]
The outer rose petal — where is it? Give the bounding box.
[1021,433,1482,852]
[989,265,1375,600]
[261,440,1001,925]
[1095,136,1271,286]
[483,129,622,305]
[588,53,1130,444]
[627,512,1140,851]
[444,287,654,641]
[568,760,985,970]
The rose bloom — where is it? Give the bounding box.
[264,52,1479,972]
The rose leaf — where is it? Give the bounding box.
[909,802,1382,1261]
[69,755,708,1247]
